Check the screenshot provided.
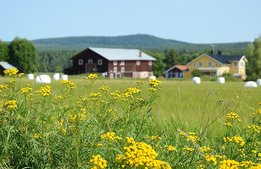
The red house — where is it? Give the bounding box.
[66,47,156,78]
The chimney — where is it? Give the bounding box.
[139,51,142,57]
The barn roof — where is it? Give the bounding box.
[89,47,156,61]
[0,61,16,70]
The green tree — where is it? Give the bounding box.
[147,51,166,77]
[247,36,261,79]
[0,40,8,61]
[8,38,36,73]
[164,49,178,69]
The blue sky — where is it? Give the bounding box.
[0,0,260,43]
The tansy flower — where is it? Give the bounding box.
[89,154,107,169]
[219,159,239,169]
[2,100,17,109]
[100,132,122,141]
[37,85,52,96]
[87,73,98,80]
[4,68,19,76]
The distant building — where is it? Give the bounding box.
[0,61,17,75]
[165,65,189,78]
[186,54,248,79]
[65,47,156,78]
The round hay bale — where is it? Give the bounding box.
[61,74,68,80]
[27,74,34,80]
[217,77,225,84]
[36,75,51,84]
[257,79,261,86]
[53,73,60,80]
[192,77,201,84]
[244,81,257,88]
[149,75,156,80]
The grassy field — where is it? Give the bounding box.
[0,74,260,168]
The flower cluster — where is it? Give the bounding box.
[100,132,122,141]
[166,145,177,152]
[179,131,199,142]
[20,87,33,94]
[148,79,161,92]
[205,154,217,165]
[37,85,52,96]
[60,80,76,89]
[4,68,19,76]
[224,112,241,127]
[115,137,171,168]
[200,146,212,153]
[246,124,261,134]
[87,73,98,80]
[1,100,17,109]
[89,154,107,169]
[223,136,245,146]
[99,85,110,91]
[219,159,239,169]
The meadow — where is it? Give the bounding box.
[0,70,260,168]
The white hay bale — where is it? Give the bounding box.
[27,74,34,80]
[53,73,60,80]
[257,79,261,86]
[36,75,51,84]
[244,81,257,88]
[149,76,156,80]
[192,77,201,84]
[217,77,225,84]
[61,74,68,80]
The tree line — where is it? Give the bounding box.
[1,36,260,79]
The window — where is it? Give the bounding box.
[215,63,218,67]
[121,67,125,72]
[113,61,117,66]
[98,59,103,65]
[233,62,238,67]
[148,61,152,66]
[88,59,93,64]
[198,62,202,67]
[193,64,195,68]
[78,59,83,65]
[208,62,212,67]
[239,61,244,68]
[136,60,140,66]
[113,67,117,72]
[120,61,125,66]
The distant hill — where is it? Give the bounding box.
[32,34,250,52]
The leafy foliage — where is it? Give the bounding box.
[8,38,36,73]
[191,69,203,77]
[0,41,8,61]
[247,36,261,79]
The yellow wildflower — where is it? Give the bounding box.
[99,85,110,91]
[205,154,217,165]
[224,136,245,146]
[219,159,239,169]
[200,146,212,153]
[100,132,122,141]
[89,154,107,169]
[60,80,76,89]
[2,100,17,109]
[166,145,177,152]
[37,85,52,96]
[4,68,19,76]
[87,73,98,80]
[20,87,33,94]
[33,133,42,139]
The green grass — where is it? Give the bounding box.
[1,75,260,168]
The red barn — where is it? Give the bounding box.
[66,47,156,78]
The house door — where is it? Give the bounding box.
[85,63,96,73]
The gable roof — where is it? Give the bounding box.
[165,65,188,73]
[186,53,245,66]
[0,61,16,70]
[88,47,156,61]
[208,54,243,64]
